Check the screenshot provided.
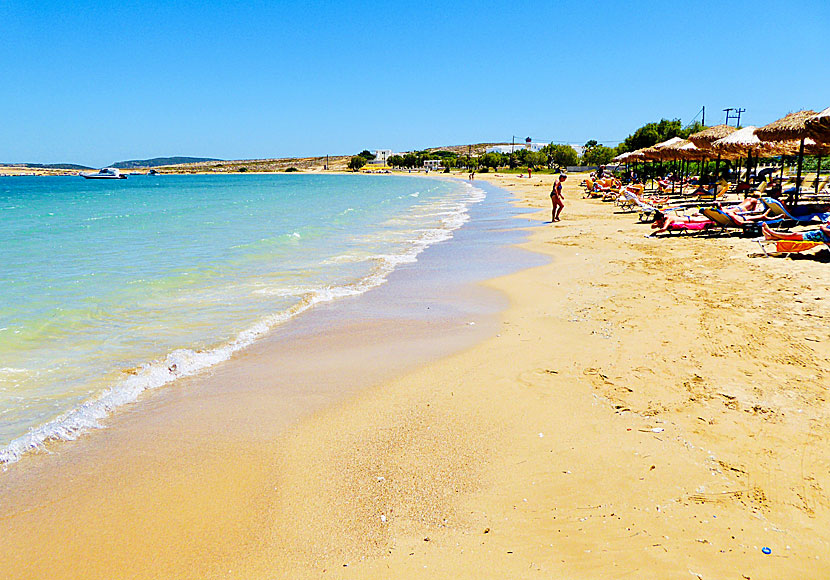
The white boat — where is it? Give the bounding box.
[80,167,127,179]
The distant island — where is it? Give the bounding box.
[110,157,223,169]
[3,162,94,170]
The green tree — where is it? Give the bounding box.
[348,156,367,171]
[584,139,599,148]
[402,153,419,168]
[357,150,376,160]
[526,151,547,169]
[615,119,684,154]
[582,145,615,166]
[544,144,578,168]
[680,121,706,139]
[480,152,502,170]
[387,155,404,167]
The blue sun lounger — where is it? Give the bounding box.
[761,197,830,224]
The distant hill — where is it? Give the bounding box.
[3,162,93,170]
[111,156,222,169]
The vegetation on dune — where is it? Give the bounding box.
[111,156,222,169]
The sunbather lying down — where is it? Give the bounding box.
[721,204,778,224]
[650,211,713,236]
[762,222,830,242]
[721,193,763,214]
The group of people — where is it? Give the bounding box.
[580,172,830,250]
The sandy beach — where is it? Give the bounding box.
[3,173,830,578]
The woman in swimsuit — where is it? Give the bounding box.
[551,174,567,222]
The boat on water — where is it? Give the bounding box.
[80,167,127,179]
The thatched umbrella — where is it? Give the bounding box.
[688,125,738,183]
[612,151,633,179]
[617,149,649,182]
[687,124,738,147]
[647,137,688,193]
[668,139,717,194]
[711,126,795,185]
[806,107,830,144]
[756,110,818,203]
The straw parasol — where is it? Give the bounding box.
[806,107,830,143]
[755,110,818,142]
[647,137,686,160]
[661,139,700,159]
[687,124,737,148]
[711,126,796,185]
[687,125,738,182]
[659,139,707,194]
[710,126,794,157]
[756,110,818,203]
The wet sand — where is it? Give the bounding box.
[3,173,830,578]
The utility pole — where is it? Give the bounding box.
[702,106,705,126]
[723,108,746,127]
[511,136,515,155]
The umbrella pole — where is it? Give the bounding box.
[671,159,676,195]
[680,159,685,196]
[793,138,805,205]
[715,154,721,183]
[816,156,822,195]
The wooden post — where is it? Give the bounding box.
[794,138,805,205]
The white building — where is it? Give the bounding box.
[371,149,394,164]
[486,142,586,158]
[486,139,550,154]
[423,159,442,170]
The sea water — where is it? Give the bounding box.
[0,173,484,463]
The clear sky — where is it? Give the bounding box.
[2,0,828,166]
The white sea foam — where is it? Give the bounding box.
[0,179,486,466]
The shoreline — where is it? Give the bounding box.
[0,173,486,465]
[3,173,830,578]
[0,177,542,578]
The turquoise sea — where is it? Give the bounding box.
[0,173,484,463]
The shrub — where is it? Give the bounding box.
[348,156,367,171]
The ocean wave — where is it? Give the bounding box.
[0,180,486,466]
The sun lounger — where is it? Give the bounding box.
[692,180,728,201]
[699,207,783,234]
[761,197,830,223]
[754,236,828,257]
[660,219,716,235]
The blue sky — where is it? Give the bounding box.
[2,0,828,166]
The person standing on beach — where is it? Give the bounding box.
[550,174,566,222]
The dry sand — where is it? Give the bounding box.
[3,173,830,578]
